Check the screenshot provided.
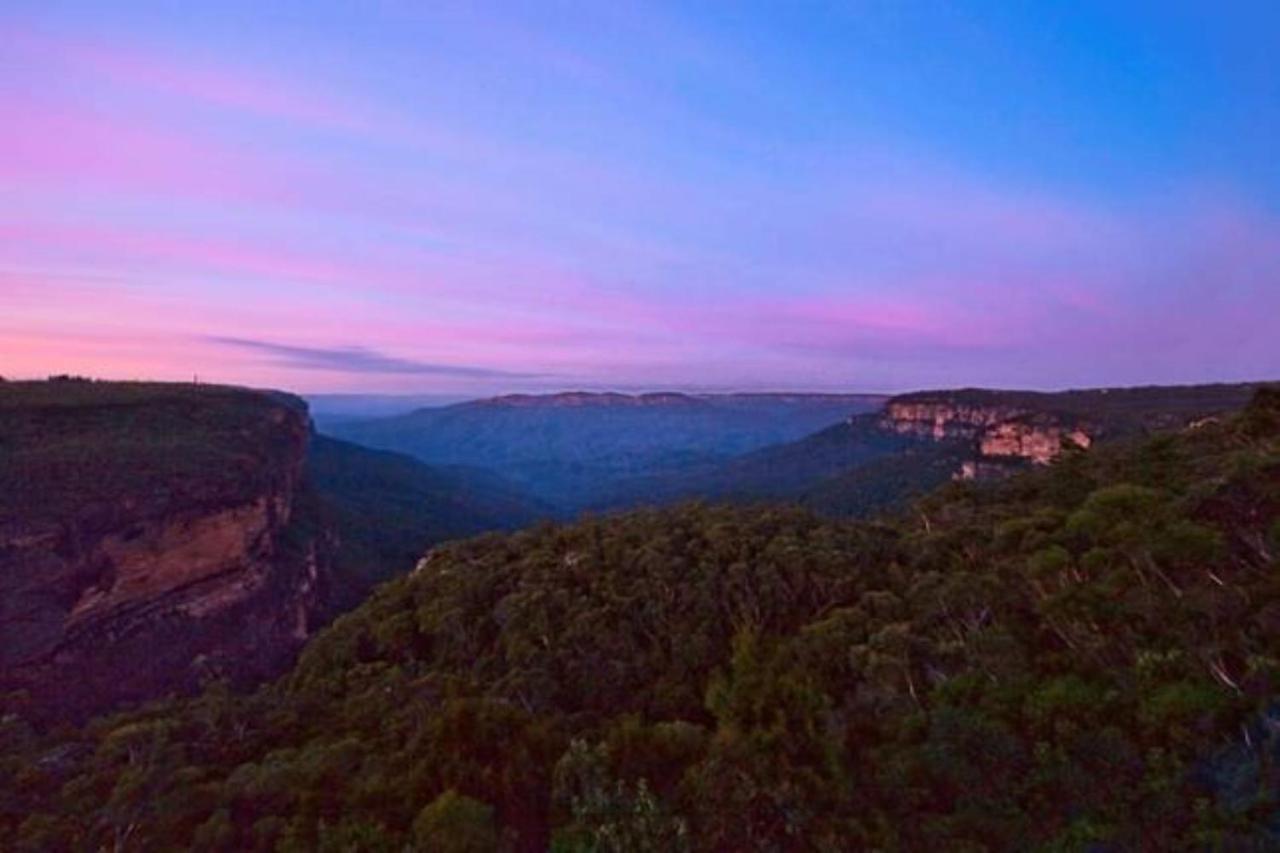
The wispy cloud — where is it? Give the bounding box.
[207,337,542,378]
[6,26,363,131]
[4,7,1278,394]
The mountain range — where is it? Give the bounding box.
[3,378,1268,725]
[330,383,1267,518]
[330,391,887,512]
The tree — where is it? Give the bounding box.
[413,790,500,853]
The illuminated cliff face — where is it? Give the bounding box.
[979,421,1092,464]
[0,383,328,722]
[881,398,1093,477]
[880,401,1027,440]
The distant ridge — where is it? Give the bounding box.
[470,391,710,408]
[462,390,887,410]
[887,381,1271,434]
[330,392,887,511]
[597,380,1276,515]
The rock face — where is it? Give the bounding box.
[883,382,1270,480]
[881,401,1029,441]
[882,400,1090,470]
[978,417,1092,464]
[0,381,328,722]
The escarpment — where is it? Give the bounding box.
[880,383,1263,479]
[0,381,328,722]
[880,400,1031,441]
[880,397,1091,474]
[978,416,1092,464]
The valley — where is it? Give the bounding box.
[328,391,888,513]
[3,378,1263,726]
[327,382,1267,519]
[9,5,1275,847]
[3,380,1278,849]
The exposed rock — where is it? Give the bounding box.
[884,382,1264,479]
[953,460,1017,481]
[1187,415,1221,430]
[979,419,1092,465]
[0,381,328,722]
[882,400,1089,468]
[880,401,1031,440]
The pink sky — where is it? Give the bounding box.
[3,7,1278,394]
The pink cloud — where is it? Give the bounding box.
[850,176,1125,251]
[7,26,364,132]
[3,18,1276,393]
[0,220,403,290]
[666,291,1013,358]
[0,94,315,208]
[3,24,602,178]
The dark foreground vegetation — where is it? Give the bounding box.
[4,389,1280,850]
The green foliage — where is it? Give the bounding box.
[308,435,549,607]
[0,380,307,525]
[412,789,499,852]
[551,740,688,852]
[1241,386,1280,437]
[5,389,1280,850]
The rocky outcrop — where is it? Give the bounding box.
[954,460,1015,481]
[881,395,1093,477]
[979,418,1092,464]
[884,383,1268,470]
[0,382,329,722]
[881,401,1030,441]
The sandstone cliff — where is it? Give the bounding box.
[880,398,1089,473]
[881,383,1264,479]
[0,381,328,722]
[978,416,1092,464]
[880,400,1033,441]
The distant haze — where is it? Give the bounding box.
[328,391,889,512]
[307,394,473,428]
[3,3,1278,393]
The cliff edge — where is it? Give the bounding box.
[880,383,1264,477]
[0,380,325,721]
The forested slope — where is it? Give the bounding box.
[0,381,553,723]
[330,392,884,513]
[591,415,933,511]
[307,435,550,610]
[4,389,1280,851]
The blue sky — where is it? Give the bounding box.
[3,1,1278,393]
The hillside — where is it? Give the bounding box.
[307,436,551,610]
[305,394,470,431]
[888,382,1265,434]
[610,381,1271,518]
[594,414,945,510]
[6,388,1279,850]
[330,392,886,512]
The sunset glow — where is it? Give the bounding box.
[3,2,1278,393]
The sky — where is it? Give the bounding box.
[2,1,1278,395]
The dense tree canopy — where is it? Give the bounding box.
[4,389,1280,850]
